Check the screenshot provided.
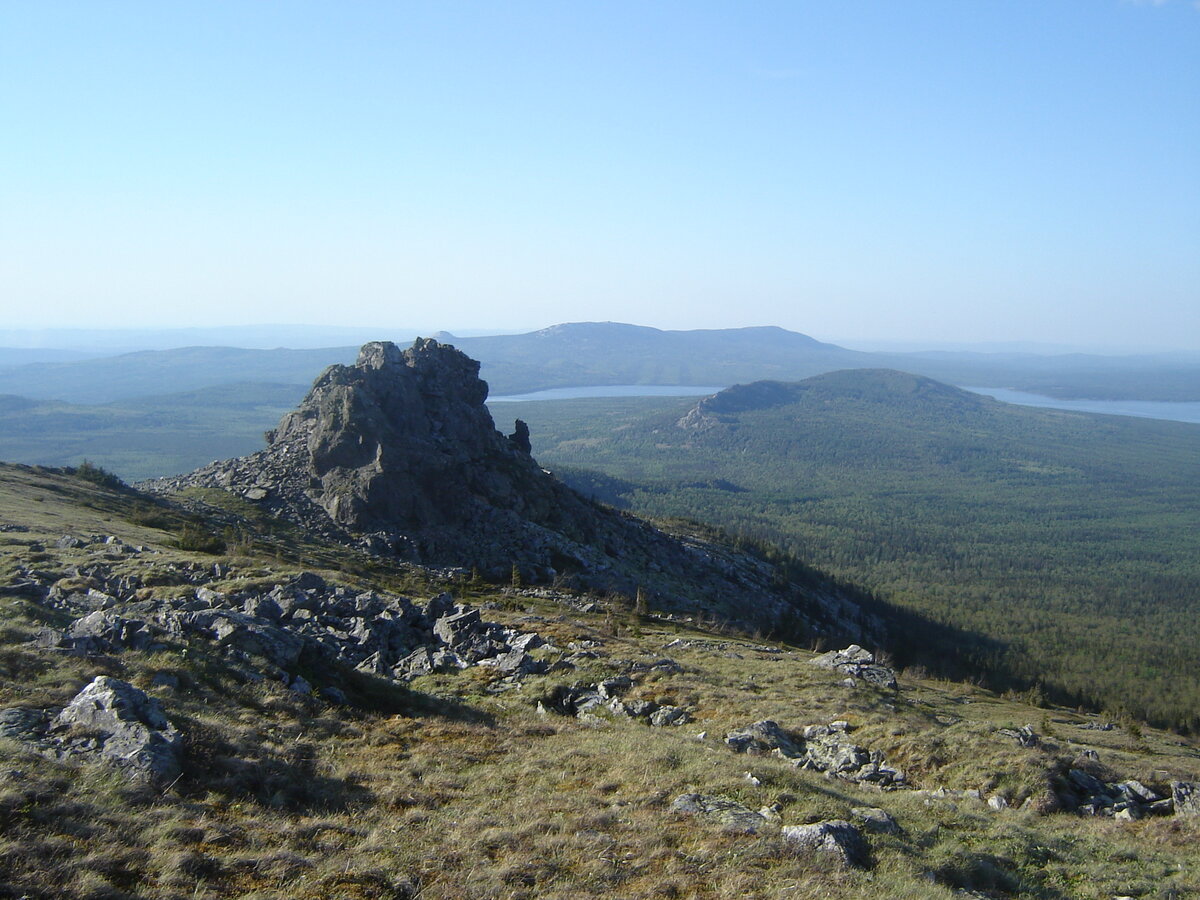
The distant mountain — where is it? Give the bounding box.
[0,320,1197,411]
[442,322,872,395]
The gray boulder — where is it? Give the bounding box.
[1172,781,1200,817]
[801,734,872,774]
[649,706,691,727]
[851,806,901,835]
[211,614,305,668]
[810,645,897,689]
[433,608,483,647]
[53,676,182,784]
[394,647,436,679]
[61,610,154,653]
[781,820,870,868]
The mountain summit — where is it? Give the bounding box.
[144,339,875,637]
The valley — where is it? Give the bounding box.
[512,371,1200,730]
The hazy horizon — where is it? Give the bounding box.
[3,2,1197,349]
[1,320,1198,358]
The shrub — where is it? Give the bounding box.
[69,460,124,490]
[175,523,226,554]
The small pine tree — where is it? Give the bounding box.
[510,563,522,589]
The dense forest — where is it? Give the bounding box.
[503,370,1200,730]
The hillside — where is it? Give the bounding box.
[2,463,1200,899]
[136,340,885,645]
[512,370,1200,730]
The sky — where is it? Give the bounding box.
[2,1,1198,350]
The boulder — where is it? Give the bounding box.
[433,608,483,647]
[211,615,305,668]
[0,707,49,742]
[781,820,870,868]
[809,645,897,689]
[63,610,154,653]
[997,724,1039,748]
[53,676,182,784]
[1172,781,1200,817]
[649,706,691,727]
[851,806,901,835]
[394,647,436,679]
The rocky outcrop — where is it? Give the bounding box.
[809,645,897,689]
[1054,768,1175,819]
[540,678,691,726]
[1172,781,1200,817]
[141,340,880,640]
[670,793,769,834]
[1,677,183,784]
[725,719,906,789]
[53,677,183,783]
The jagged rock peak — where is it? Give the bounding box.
[261,338,529,533]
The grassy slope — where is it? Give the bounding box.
[0,464,1198,898]
[510,374,1200,730]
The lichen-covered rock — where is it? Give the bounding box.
[851,806,901,834]
[53,676,182,784]
[0,707,49,742]
[671,793,769,834]
[649,706,690,727]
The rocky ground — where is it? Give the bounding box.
[1,465,1199,898]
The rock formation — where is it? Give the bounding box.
[144,339,878,638]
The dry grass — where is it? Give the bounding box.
[0,464,1198,898]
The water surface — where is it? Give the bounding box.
[489,384,725,403]
[966,387,1200,425]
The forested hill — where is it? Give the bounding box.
[516,370,1200,730]
[683,369,986,420]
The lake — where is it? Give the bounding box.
[965,387,1200,425]
[488,382,1200,426]
[489,384,725,402]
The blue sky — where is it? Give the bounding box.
[2,1,1197,349]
